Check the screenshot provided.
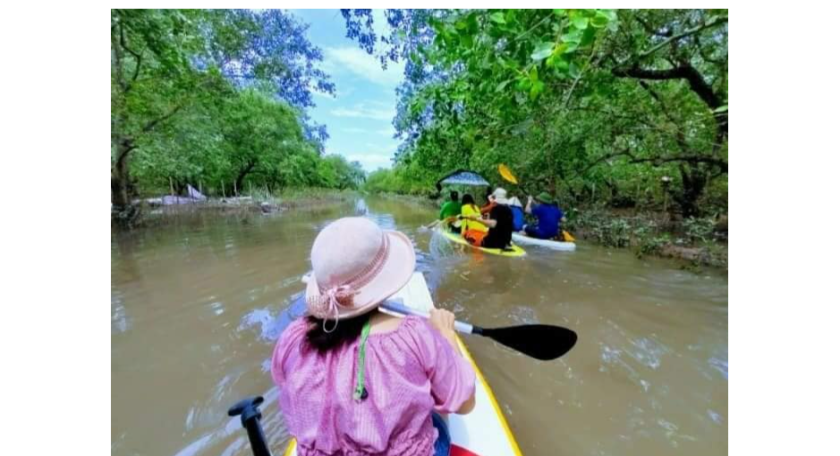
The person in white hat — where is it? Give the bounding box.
[490,187,510,204]
[272,217,476,456]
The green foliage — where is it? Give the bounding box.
[564,207,723,266]
[363,161,436,195]
[113,8,729,225]
[319,156,367,190]
[138,89,288,190]
[637,233,671,256]
[683,217,716,244]
[365,9,727,218]
[592,219,632,248]
[112,9,360,205]
[129,87,365,196]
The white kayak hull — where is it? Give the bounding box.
[286,272,523,456]
[512,233,576,251]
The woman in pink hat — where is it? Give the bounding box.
[272,217,476,456]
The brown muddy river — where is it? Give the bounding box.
[112,196,727,456]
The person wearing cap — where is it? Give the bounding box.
[464,188,515,249]
[271,217,476,456]
[524,192,565,239]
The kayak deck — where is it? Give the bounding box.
[512,232,576,251]
[437,226,527,257]
[284,272,522,456]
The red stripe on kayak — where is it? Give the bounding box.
[451,444,481,456]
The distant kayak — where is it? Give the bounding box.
[512,233,576,251]
[437,226,526,257]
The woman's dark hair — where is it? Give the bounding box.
[305,312,371,354]
[449,190,459,202]
[461,194,475,206]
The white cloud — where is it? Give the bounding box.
[319,58,337,73]
[312,90,334,100]
[330,103,394,121]
[376,128,394,137]
[308,79,356,102]
[366,142,390,150]
[340,127,395,137]
[346,153,393,171]
[373,9,391,42]
[323,46,404,86]
[327,142,397,171]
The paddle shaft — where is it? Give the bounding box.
[381,301,578,361]
[380,301,475,334]
[423,215,459,230]
[423,219,442,229]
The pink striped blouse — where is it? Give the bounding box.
[271,315,476,456]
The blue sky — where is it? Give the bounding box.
[290,9,404,172]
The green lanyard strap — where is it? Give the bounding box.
[353,319,372,401]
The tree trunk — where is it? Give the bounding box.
[173,180,187,196]
[111,138,134,209]
[674,164,707,218]
[111,136,139,227]
[235,160,256,196]
[110,174,120,204]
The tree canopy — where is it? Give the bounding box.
[343,9,728,216]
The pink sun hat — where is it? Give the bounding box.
[305,217,416,321]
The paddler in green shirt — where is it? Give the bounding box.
[440,192,461,234]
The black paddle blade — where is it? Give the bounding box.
[479,325,578,360]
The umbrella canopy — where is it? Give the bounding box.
[435,169,490,193]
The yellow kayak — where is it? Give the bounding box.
[436,226,526,257]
